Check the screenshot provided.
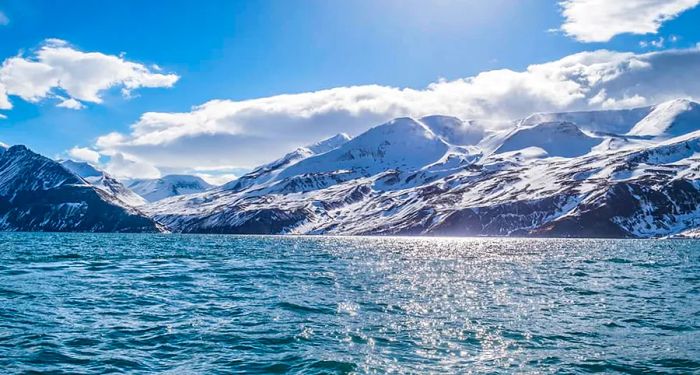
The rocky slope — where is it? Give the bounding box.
[60,160,147,207]
[0,146,162,232]
[145,99,700,238]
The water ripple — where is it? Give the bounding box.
[0,234,698,373]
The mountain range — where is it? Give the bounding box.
[2,98,700,237]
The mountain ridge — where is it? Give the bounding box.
[145,98,700,238]
[2,99,700,237]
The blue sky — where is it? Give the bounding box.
[1,0,700,182]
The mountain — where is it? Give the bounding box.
[519,106,653,135]
[145,99,700,238]
[0,146,162,232]
[627,99,700,137]
[127,175,214,202]
[60,160,147,207]
[222,133,351,192]
[494,121,602,158]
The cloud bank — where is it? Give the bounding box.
[559,0,700,42]
[0,39,179,110]
[92,47,700,177]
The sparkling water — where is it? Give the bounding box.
[0,233,698,373]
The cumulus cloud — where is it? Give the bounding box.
[559,0,700,42]
[68,146,101,164]
[104,153,161,180]
[0,39,179,110]
[92,47,700,176]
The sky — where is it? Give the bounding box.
[1,0,700,184]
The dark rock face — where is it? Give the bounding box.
[537,179,700,238]
[0,146,162,232]
[179,207,313,234]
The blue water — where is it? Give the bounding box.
[0,234,698,374]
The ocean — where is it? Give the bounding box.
[0,233,697,373]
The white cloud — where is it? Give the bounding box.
[57,98,86,110]
[0,113,6,120]
[104,153,161,180]
[93,47,700,175]
[68,146,101,163]
[0,39,179,110]
[559,0,700,42]
[0,12,8,26]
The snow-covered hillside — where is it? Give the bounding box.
[222,133,351,192]
[627,99,700,138]
[0,146,161,232]
[145,99,700,238]
[127,175,214,202]
[494,122,602,158]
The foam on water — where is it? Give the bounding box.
[0,234,698,373]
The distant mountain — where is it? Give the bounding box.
[60,160,147,207]
[146,99,700,238]
[0,146,161,232]
[127,175,214,202]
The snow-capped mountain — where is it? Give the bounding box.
[494,121,602,158]
[221,133,351,192]
[627,99,700,138]
[145,99,700,238]
[60,160,147,207]
[126,175,214,202]
[0,146,161,232]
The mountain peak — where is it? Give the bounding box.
[363,117,439,142]
[661,97,697,107]
[6,144,29,153]
[627,98,700,137]
[273,117,449,184]
[306,133,351,154]
[495,121,601,158]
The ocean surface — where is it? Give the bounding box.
[0,234,697,374]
